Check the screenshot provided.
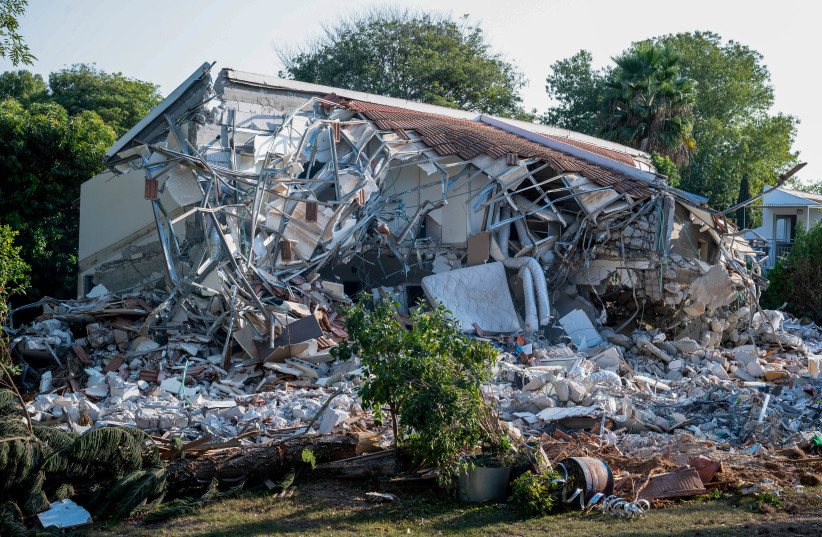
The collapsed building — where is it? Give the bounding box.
[7,62,822,515]
[77,62,761,345]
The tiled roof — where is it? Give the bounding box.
[542,135,637,166]
[342,99,654,198]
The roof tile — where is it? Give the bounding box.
[343,99,653,198]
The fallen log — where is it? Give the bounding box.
[164,433,359,492]
[314,449,398,478]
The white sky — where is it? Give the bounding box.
[3,0,820,184]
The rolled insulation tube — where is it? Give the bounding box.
[518,265,538,331]
[503,256,552,326]
[496,207,511,258]
[489,235,506,262]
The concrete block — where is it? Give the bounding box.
[85,383,109,398]
[809,356,822,379]
[110,382,140,401]
[553,379,570,402]
[734,351,758,365]
[707,362,728,380]
[159,377,194,397]
[318,408,349,434]
[745,361,765,378]
[591,347,621,372]
[567,380,587,404]
[672,338,700,354]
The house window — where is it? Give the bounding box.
[774,215,796,243]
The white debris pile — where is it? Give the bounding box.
[10,291,375,443]
[483,306,822,449]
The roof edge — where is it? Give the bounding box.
[105,61,214,160]
[479,115,663,187]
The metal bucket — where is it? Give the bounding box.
[558,457,614,505]
[458,456,511,502]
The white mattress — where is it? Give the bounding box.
[421,262,519,334]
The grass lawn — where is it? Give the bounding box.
[84,477,822,537]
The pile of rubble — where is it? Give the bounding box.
[491,312,822,447]
[8,286,822,487]
[9,292,374,448]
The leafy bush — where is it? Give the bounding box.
[762,220,822,322]
[755,491,782,510]
[651,151,681,188]
[0,224,29,315]
[331,297,501,486]
[301,448,316,470]
[1,225,29,376]
[510,469,562,516]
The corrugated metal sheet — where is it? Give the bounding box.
[343,100,653,198]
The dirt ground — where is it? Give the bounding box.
[751,492,822,536]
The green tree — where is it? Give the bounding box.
[762,221,822,322]
[331,297,502,485]
[0,225,28,377]
[543,32,798,215]
[652,32,798,214]
[542,50,607,135]
[0,0,34,66]
[651,152,681,188]
[734,173,753,228]
[48,63,163,136]
[0,225,29,316]
[786,177,822,195]
[0,100,116,300]
[278,8,528,118]
[601,43,696,162]
[0,69,45,106]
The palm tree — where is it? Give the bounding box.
[602,43,696,163]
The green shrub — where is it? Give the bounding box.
[510,469,562,516]
[331,297,502,486]
[1,225,29,376]
[762,220,822,322]
[0,225,29,315]
[755,491,782,510]
[301,448,316,470]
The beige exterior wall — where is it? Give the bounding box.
[77,168,188,297]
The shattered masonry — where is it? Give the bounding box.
[7,62,822,501]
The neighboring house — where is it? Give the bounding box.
[750,188,822,270]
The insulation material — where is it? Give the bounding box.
[162,165,203,206]
[421,262,520,334]
[563,173,627,214]
[558,308,603,349]
[684,264,737,315]
[338,170,378,203]
[501,256,551,326]
[279,201,333,265]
